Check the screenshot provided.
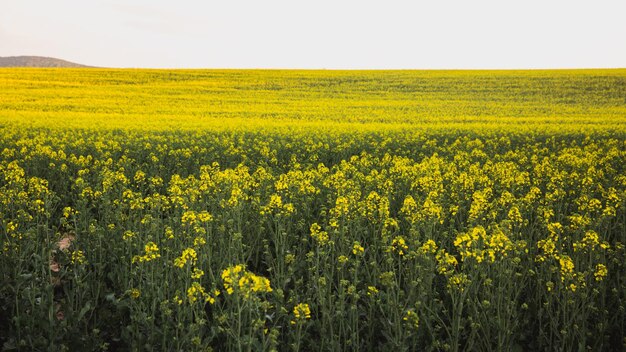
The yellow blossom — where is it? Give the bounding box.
[352,242,364,255]
[293,303,311,320]
[367,286,379,296]
[174,248,197,268]
[221,264,272,298]
[419,239,438,255]
[132,242,160,263]
[310,223,329,245]
[403,309,419,329]
[391,236,408,256]
[191,268,205,279]
[594,264,608,281]
[71,250,87,265]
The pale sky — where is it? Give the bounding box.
[1,0,625,69]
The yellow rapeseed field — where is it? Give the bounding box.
[0,68,624,351]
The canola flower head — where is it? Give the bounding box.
[455,226,513,263]
[129,288,141,299]
[71,250,87,265]
[447,273,470,292]
[191,268,204,279]
[193,236,207,247]
[310,223,329,245]
[536,223,564,262]
[174,248,197,268]
[164,226,174,239]
[403,309,420,329]
[197,210,213,222]
[507,206,523,224]
[187,281,217,304]
[181,210,198,225]
[361,191,390,223]
[421,195,444,224]
[221,264,272,298]
[594,264,608,281]
[574,230,609,252]
[391,236,408,256]
[132,242,161,264]
[62,206,78,218]
[558,254,575,282]
[419,239,438,255]
[352,242,364,256]
[260,193,295,216]
[400,195,418,219]
[293,303,311,320]
[367,286,379,296]
[123,230,137,242]
[436,249,458,275]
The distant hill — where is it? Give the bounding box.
[0,56,90,68]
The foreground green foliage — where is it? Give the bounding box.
[0,69,625,351]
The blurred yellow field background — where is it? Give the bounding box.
[2,68,625,131]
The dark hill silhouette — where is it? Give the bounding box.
[0,56,91,67]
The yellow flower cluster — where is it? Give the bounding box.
[507,206,523,225]
[536,223,563,262]
[352,242,365,256]
[400,195,418,220]
[330,196,351,222]
[419,239,438,255]
[468,188,492,223]
[421,194,444,224]
[391,236,408,256]
[62,206,78,218]
[454,226,515,263]
[181,210,213,225]
[129,288,141,299]
[403,309,419,329]
[293,303,311,321]
[436,250,458,275]
[448,273,470,292]
[400,193,443,224]
[221,264,273,298]
[367,286,379,296]
[186,282,219,304]
[558,255,575,282]
[174,248,197,268]
[191,268,205,279]
[132,242,160,264]
[594,264,608,281]
[260,194,295,217]
[310,223,329,245]
[71,250,87,265]
[361,191,391,224]
[573,230,610,252]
